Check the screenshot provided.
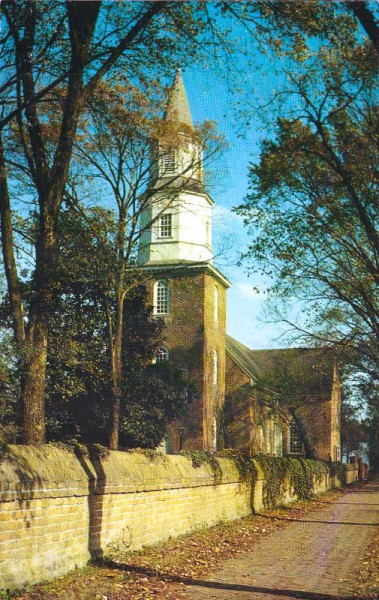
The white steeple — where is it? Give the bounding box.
[138,70,213,266]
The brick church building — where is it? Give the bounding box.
[138,70,341,461]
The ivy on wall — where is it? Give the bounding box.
[330,460,347,485]
[179,449,257,483]
[254,455,328,508]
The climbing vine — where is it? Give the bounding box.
[179,449,257,483]
[48,441,110,460]
[179,450,223,482]
[330,461,347,485]
[216,448,257,481]
[0,440,9,463]
[254,455,328,508]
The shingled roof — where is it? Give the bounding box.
[226,335,334,387]
[164,68,193,129]
[226,335,264,383]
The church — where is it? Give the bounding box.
[137,70,341,462]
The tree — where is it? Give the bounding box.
[0,332,19,444]
[0,1,214,445]
[341,402,367,462]
[344,358,379,470]
[62,75,220,449]
[236,37,378,367]
[44,264,191,448]
[33,205,190,447]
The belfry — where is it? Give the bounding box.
[138,69,230,451]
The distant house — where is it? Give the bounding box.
[138,70,341,461]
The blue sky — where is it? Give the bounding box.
[182,64,289,349]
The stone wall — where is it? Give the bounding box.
[0,446,339,590]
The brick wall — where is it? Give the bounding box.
[144,265,228,451]
[0,446,340,590]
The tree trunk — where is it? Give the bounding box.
[108,211,127,451]
[0,134,25,349]
[22,316,47,445]
[105,294,124,451]
[347,2,379,53]
[109,379,122,451]
[21,204,59,445]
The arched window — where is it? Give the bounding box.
[155,346,169,362]
[156,430,173,454]
[274,420,283,457]
[212,350,218,385]
[214,285,218,325]
[154,280,170,315]
[265,419,272,454]
[212,416,217,451]
[258,425,264,453]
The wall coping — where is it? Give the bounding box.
[0,445,248,502]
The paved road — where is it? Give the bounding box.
[184,482,379,600]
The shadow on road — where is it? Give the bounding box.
[254,513,379,527]
[102,560,376,600]
[317,502,379,506]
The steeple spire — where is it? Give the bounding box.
[164,67,193,128]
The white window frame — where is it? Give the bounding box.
[159,213,172,238]
[154,280,170,315]
[212,416,217,451]
[274,422,283,457]
[265,418,272,454]
[334,445,341,461]
[258,425,264,453]
[212,350,218,386]
[155,346,169,363]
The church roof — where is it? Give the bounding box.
[226,335,335,388]
[226,335,263,383]
[164,68,193,129]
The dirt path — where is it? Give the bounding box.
[184,481,379,600]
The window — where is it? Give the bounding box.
[162,150,175,174]
[258,425,264,453]
[334,445,341,461]
[274,421,283,457]
[265,419,272,454]
[212,416,217,451]
[154,280,170,314]
[214,285,218,324]
[212,350,218,385]
[156,431,173,454]
[289,419,305,455]
[159,213,172,238]
[155,346,169,362]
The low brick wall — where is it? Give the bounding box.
[0,446,252,589]
[0,446,338,590]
